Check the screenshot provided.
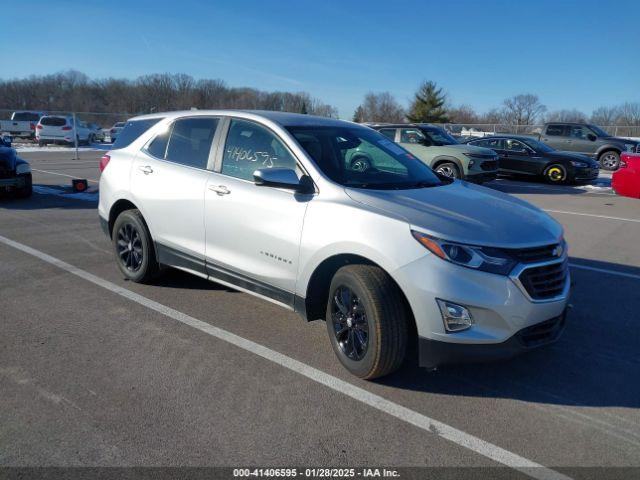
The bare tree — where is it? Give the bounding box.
[545,109,587,123]
[448,104,478,124]
[501,94,546,125]
[617,102,640,126]
[590,106,620,125]
[355,92,405,123]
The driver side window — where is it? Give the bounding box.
[400,128,430,145]
[505,139,527,152]
[222,119,298,181]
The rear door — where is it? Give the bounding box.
[503,139,539,175]
[564,125,596,154]
[131,116,220,275]
[541,124,569,150]
[203,118,310,301]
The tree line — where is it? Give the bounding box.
[0,70,338,124]
[353,80,640,127]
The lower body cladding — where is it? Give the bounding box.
[573,167,599,181]
[393,253,569,369]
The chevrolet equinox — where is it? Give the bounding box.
[99,111,570,379]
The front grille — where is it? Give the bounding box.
[518,260,568,300]
[0,169,14,179]
[507,244,559,263]
[480,160,498,171]
[517,313,565,347]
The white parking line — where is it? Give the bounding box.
[0,233,569,480]
[569,263,640,280]
[544,209,640,223]
[32,168,99,183]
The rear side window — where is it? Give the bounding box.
[146,128,170,159]
[112,118,163,149]
[546,125,567,136]
[13,112,41,121]
[475,138,504,149]
[165,117,219,169]
[40,117,67,127]
[378,128,396,141]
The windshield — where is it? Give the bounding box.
[420,126,458,146]
[521,137,555,153]
[287,126,443,190]
[12,112,41,122]
[588,124,610,137]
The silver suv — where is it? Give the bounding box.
[99,111,570,379]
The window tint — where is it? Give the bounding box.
[546,124,567,136]
[505,139,528,152]
[400,128,429,145]
[13,112,41,121]
[146,128,171,159]
[164,117,218,169]
[41,116,67,127]
[378,128,396,141]
[475,138,503,149]
[222,119,297,181]
[112,118,163,149]
[568,125,591,139]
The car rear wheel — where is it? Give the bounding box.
[544,164,567,183]
[599,151,620,171]
[325,265,408,379]
[435,162,460,179]
[112,209,159,283]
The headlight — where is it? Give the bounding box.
[570,160,588,167]
[16,163,31,174]
[624,143,636,152]
[411,231,517,275]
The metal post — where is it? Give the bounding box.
[73,112,79,161]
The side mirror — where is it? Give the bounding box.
[587,133,597,141]
[253,168,313,194]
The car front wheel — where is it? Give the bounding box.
[435,162,460,179]
[325,265,408,379]
[112,209,159,283]
[544,164,567,183]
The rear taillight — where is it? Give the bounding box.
[62,126,72,131]
[99,154,111,172]
[36,124,43,129]
[30,123,35,130]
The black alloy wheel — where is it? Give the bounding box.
[331,285,369,361]
[116,222,144,273]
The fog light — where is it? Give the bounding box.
[436,299,473,332]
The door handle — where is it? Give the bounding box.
[138,165,153,175]
[209,185,231,195]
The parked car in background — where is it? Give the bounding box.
[533,122,640,171]
[88,123,106,142]
[368,123,499,182]
[36,115,93,146]
[612,153,640,199]
[109,122,125,142]
[464,135,599,184]
[0,136,32,198]
[0,111,45,139]
[100,110,569,379]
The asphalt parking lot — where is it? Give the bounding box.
[1,148,639,478]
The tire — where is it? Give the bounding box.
[112,209,159,283]
[325,264,408,379]
[544,164,567,183]
[38,141,45,147]
[599,150,620,171]
[88,134,95,145]
[350,156,371,172]
[15,173,32,198]
[434,161,460,179]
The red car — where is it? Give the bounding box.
[612,153,640,199]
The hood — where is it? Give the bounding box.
[345,181,562,248]
[0,146,18,171]
[606,136,639,146]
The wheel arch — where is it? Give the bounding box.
[432,155,463,174]
[108,199,140,238]
[595,145,622,158]
[301,253,417,343]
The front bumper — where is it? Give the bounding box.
[419,309,567,368]
[0,176,26,188]
[392,252,570,368]
[573,166,599,181]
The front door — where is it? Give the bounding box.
[204,118,311,304]
[131,116,219,275]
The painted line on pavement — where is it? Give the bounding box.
[0,233,569,480]
[569,263,640,281]
[32,168,99,183]
[544,209,640,223]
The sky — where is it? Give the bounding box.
[2,0,639,119]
